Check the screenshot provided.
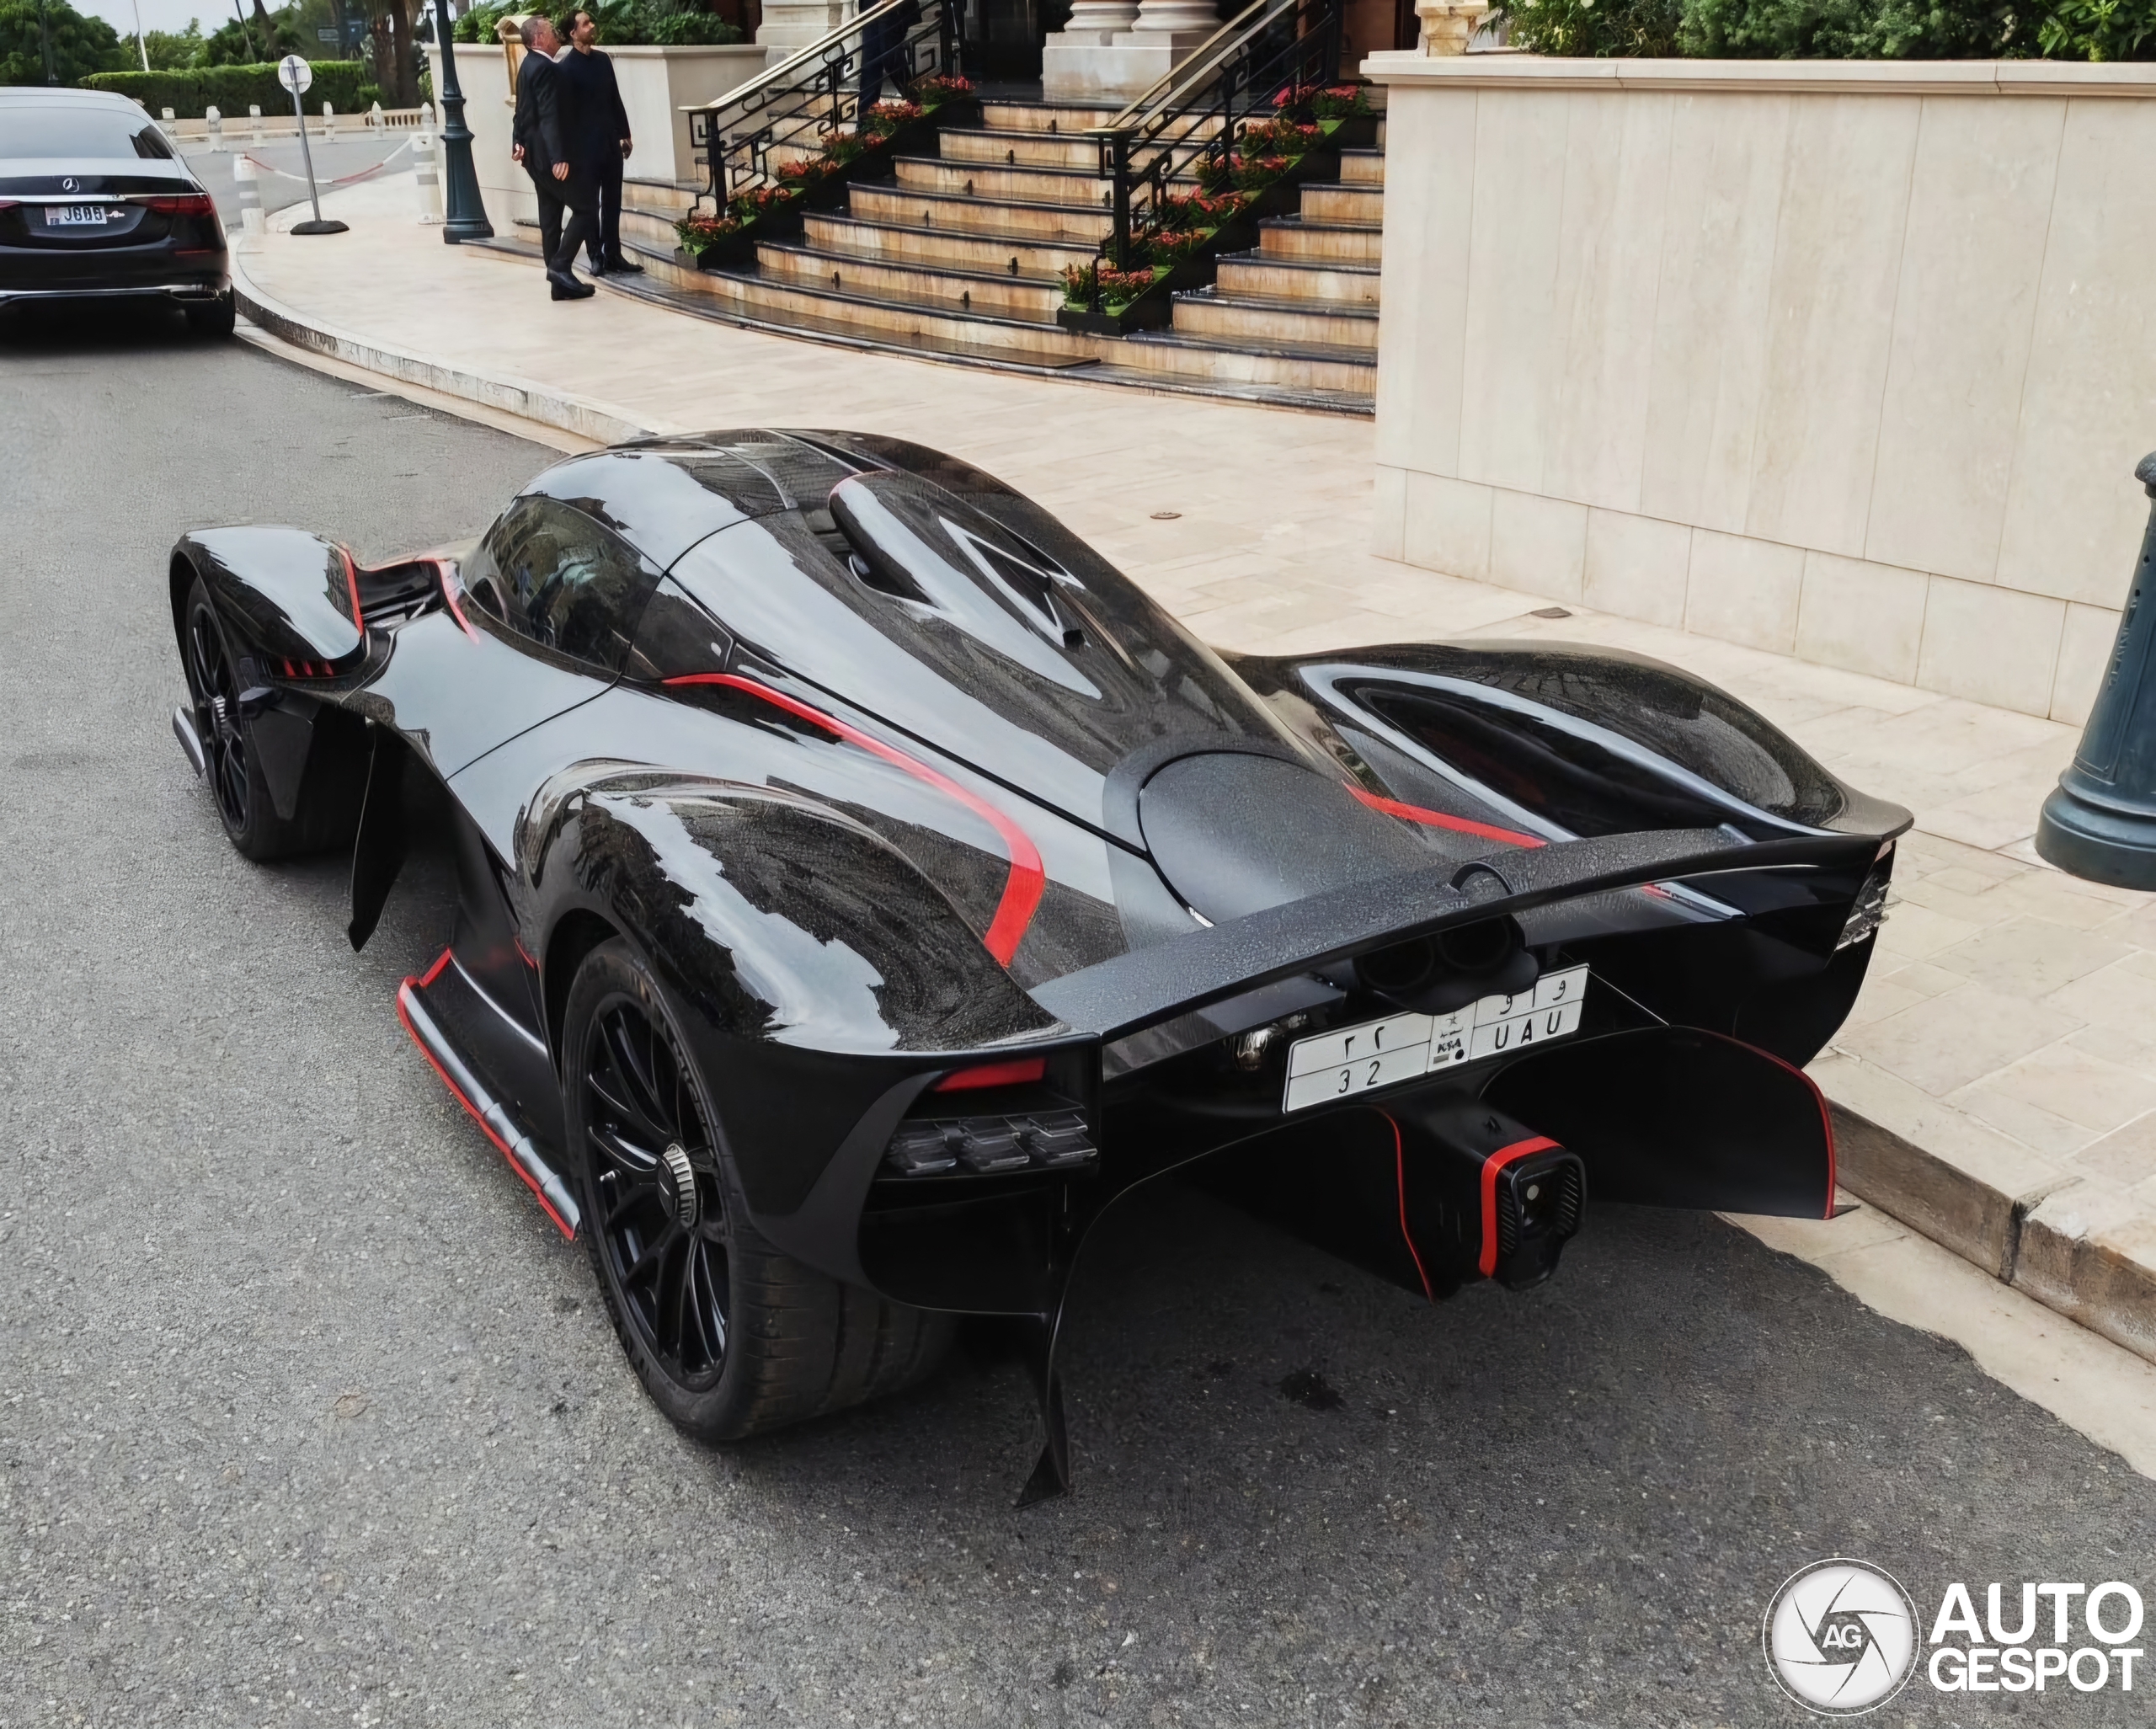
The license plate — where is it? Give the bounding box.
[45,205,112,225]
[1282,965,1589,1113]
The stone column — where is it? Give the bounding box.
[1041,0,1141,99]
[756,0,850,63]
[1413,0,1487,53]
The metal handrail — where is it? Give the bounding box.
[679,0,962,219]
[1093,0,1278,136]
[684,0,918,121]
[1077,0,1342,277]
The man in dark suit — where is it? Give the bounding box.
[555,8,641,275]
[510,13,596,301]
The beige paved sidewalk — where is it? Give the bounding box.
[235,184,2156,1362]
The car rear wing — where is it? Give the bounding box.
[1028,826,1886,1040]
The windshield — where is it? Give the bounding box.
[0,109,177,161]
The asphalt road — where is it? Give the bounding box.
[3,310,2154,1728]
[179,136,416,228]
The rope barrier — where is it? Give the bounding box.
[239,135,416,186]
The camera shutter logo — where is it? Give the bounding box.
[1764,1558,1919,1715]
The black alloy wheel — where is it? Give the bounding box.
[183,575,254,840]
[581,984,732,1389]
[563,939,955,1442]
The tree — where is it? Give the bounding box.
[0,0,128,83]
[141,18,208,66]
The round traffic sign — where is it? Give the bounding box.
[277,54,312,95]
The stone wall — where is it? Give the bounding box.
[1360,54,2156,722]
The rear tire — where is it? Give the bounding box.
[180,574,366,860]
[563,938,951,1442]
[186,291,237,339]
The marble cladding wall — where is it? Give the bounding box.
[1361,56,2156,723]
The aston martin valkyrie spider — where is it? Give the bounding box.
[168,430,1905,1499]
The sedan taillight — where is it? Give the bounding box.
[132,193,216,216]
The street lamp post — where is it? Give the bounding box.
[432,0,494,242]
[36,0,59,84]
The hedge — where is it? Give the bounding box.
[1491,0,2156,58]
[78,62,376,119]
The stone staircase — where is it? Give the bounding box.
[600,99,1384,413]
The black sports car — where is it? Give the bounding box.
[0,88,232,335]
[168,431,1905,1499]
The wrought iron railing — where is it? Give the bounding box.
[684,0,962,216]
[1086,0,1343,275]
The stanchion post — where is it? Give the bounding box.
[2036,451,2156,888]
[433,0,494,242]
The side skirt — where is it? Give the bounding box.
[398,950,582,1239]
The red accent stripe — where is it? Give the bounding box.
[1743,1038,1838,1220]
[932,1056,1046,1093]
[431,557,480,641]
[1347,785,1546,850]
[418,946,453,988]
[664,673,1045,967]
[1479,1134,1560,1278]
[396,974,574,1240]
[1379,1111,1435,1305]
[339,547,366,630]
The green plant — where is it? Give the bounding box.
[642,8,743,42]
[80,61,376,115]
[1674,0,2031,55]
[0,0,125,84]
[1060,259,1160,307]
[863,98,922,135]
[1145,227,1209,267]
[676,209,744,249]
[1486,0,1681,54]
[2036,0,2156,56]
[452,2,513,42]
[1310,83,1369,118]
[909,72,973,102]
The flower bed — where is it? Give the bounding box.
[675,76,979,270]
[1054,90,1359,334]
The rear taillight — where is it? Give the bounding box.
[931,1057,1046,1093]
[133,193,215,216]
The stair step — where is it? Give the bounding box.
[1171,287,1380,350]
[1257,216,1382,263]
[1338,149,1385,187]
[1123,325,1377,396]
[628,237,1099,361]
[800,211,1096,280]
[1299,182,1385,226]
[624,176,701,214]
[939,127,1103,171]
[848,182,1113,243]
[976,100,1219,140]
[894,156,1118,208]
[755,243,1065,320]
[1214,250,1380,307]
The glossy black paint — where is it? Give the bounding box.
[170,429,1913,1489]
[0,90,228,310]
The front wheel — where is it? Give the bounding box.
[563,938,951,1441]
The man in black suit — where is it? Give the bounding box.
[555,8,641,275]
[510,13,596,300]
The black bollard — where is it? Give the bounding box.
[2036,451,2156,888]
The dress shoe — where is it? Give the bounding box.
[605,254,644,275]
[547,270,595,300]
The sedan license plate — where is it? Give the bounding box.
[45,205,112,226]
[1282,965,1589,1113]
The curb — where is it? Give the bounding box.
[230,253,668,448]
[1833,1103,2156,1366]
[228,249,2156,1377]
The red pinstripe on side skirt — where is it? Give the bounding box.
[396,953,574,1240]
[664,672,1046,967]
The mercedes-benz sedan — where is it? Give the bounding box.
[0,87,232,335]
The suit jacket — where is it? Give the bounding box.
[512,49,568,174]
[555,45,631,172]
